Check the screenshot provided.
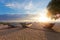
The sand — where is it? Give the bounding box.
[0,23,60,40]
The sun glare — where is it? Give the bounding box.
[38,9,52,22]
[39,16,51,22]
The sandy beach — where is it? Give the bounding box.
[0,23,60,40]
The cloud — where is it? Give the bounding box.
[5,0,35,10]
[5,2,24,9]
[4,0,47,15]
[24,1,34,10]
[0,13,40,22]
[0,14,39,20]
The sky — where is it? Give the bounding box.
[0,0,51,22]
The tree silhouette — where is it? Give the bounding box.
[47,0,60,16]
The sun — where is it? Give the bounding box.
[39,16,51,22]
[38,9,52,22]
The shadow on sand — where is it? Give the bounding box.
[45,29,60,40]
[44,23,60,40]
